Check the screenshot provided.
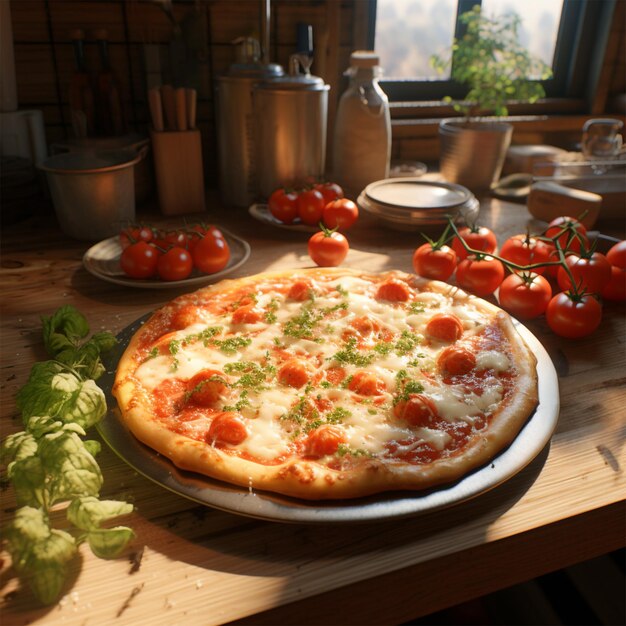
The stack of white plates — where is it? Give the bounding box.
[357,178,479,230]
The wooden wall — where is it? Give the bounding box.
[7,0,626,190]
[8,0,366,190]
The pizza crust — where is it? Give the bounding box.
[113,268,538,501]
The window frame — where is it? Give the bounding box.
[371,0,617,114]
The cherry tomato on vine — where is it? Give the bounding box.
[157,246,193,281]
[119,226,140,249]
[164,230,189,250]
[268,188,299,224]
[412,243,457,281]
[601,265,626,301]
[308,228,349,267]
[545,216,588,253]
[545,292,602,338]
[606,240,626,269]
[498,234,552,274]
[451,225,497,261]
[455,255,505,296]
[314,181,344,205]
[297,188,326,226]
[192,233,231,274]
[497,273,552,319]
[120,241,160,279]
[322,198,359,231]
[556,252,612,293]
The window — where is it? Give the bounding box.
[372,0,617,108]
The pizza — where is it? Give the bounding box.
[113,268,538,500]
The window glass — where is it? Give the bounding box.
[481,0,564,70]
[375,0,458,79]
[375,0,564,82]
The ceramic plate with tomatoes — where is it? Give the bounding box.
[248,203,318,232]
[83,228,251,289]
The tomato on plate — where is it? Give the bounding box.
[314,181,344,205]
[268,188,299,224]
[120,241,160,279]
[451,225,497,261]
[455,255,504,296]
[545,292,602,338]
[601,265,626,301]
[157,246,194,281]
[308,227,349,267]
[556,251,612,293]
[545,216,588,253]
[606,240,626,269]
[497,273,552,319]
[297,188,326,226]
[498,234,552,274]
[192,233,231,274]
[322,198,359,231]
[412,242,457,281]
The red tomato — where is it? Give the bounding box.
[120,241,160,279]
[157,246,193,281]
[498,234,552,274]
[545,216,588,253]
[546,292,602,338]
[268,188,299,224]
[278,359,310,389]
[425,313,464,342]
[207,412,248,445]
[322,198,359,231]
[306,425,345,457]
[187,369,228,407]
[556,252,612,293]
[437,345,477,375]
[297,188,326,226]
[164,230,189,250]
[497,273,552,319]
[451,226,497,260]
[192,233,231,274]
[606,240,626,269]
[119,226,140,249]
[412,243,457,280]
[308,229,349,267]
[601,265,626,301]
[393,394,438,427]
[455,255,505,296]
[314,181,344,205]
[376,279,411,302]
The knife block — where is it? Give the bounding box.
[151,129,205,215]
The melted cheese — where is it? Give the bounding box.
[133,274,514,464]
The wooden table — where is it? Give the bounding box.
[1,194,624,625]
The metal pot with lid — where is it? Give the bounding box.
[216,37,283,208]
[253,54,330,199]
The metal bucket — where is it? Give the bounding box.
[439,119,513,192]
[39,148,145,241]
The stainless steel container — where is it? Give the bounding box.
[253,56,329,199]
[38,149,144,241]
[216,38,283,208]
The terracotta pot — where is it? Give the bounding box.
[439,118,513,192]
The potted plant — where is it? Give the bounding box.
[431,5,552,191]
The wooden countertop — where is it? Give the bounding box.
[1,194,624,625]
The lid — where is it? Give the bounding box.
[256,55,327,91]
[224,37,283,79]
[365,179,473,210]
[349,50,380,68]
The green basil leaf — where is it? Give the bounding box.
[7,455,45,507]
[59,379,107,429]
[42,305,89,358]
[23,415,66,438]
[67,496,133,531]
[37,431,102,505]
[16,362,68,423]
[1,431,37,465]
[87,527,135,559]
